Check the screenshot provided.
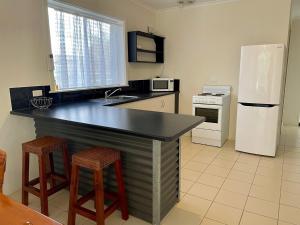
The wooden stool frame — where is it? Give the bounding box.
[68,148,128,225]
[22,137,70,216]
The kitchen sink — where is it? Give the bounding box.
[107,95,139,100]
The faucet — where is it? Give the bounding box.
[105,88,122,99]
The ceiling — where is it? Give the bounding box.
[133,0,233,10]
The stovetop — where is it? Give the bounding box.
[193,85,231,105]
[193,93,230,105]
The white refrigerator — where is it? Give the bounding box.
[235,44,286,157]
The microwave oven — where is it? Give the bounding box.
[150,78,174,92]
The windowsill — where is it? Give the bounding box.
[49,85,129,94]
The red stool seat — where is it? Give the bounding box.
[23,136,66,154]
[72,148,120,170]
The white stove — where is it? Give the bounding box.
[192,86,231,147]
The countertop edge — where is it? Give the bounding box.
[11,111,204,141]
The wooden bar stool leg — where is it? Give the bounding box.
[49,153,56,188]
[114,160,129,220]
[68,164,79,225]
[62,144,70,182]
[38,154,49,216]
[22,150,30,206]
[94,170,105,225]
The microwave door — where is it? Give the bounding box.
[151,79,174,91]
[152,80,170,91]
[193,104,222,130]
[153,80,169,90]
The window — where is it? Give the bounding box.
[47,0,126,91]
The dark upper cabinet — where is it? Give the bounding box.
[128,31,165,64]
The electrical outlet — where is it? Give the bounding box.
[32,90,43,97]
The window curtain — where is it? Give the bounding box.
[48,6,126,90]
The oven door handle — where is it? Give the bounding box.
[192,104,222,109]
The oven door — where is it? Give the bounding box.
[193,104,222,130]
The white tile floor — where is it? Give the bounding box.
[8,133,300,225]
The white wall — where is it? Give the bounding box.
[0,0,158,194]
[0,0,293,194]
[156,0,291,139]
[283,18,300,126]
[0,0,51,195]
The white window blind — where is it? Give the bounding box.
[47,0,126,91]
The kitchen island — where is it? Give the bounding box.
[11,99,204,225]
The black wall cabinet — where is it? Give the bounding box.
[128,31,165,64]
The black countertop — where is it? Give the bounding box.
[11,92,205,142]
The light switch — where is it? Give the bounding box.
[32,90,43,97]
[48,54,55,71]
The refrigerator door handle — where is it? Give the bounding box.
[239,103,277,108]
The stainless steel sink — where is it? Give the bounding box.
[107,95,139,100]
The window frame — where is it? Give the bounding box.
[46,0,128,93]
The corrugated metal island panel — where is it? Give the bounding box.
[34,118,179,223]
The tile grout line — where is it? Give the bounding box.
[277,142,286,225]
[197,145,225,225]
[196,145,226,224]
[180,143,218,204]
[151,144,285,225]
[181,140,298,225]
[200,147,240,225]
[181,144,211,194]
[180,139,217,224]
[237,153,261,225]
[242,149,288,224]
[126,139,292,224]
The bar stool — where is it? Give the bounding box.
[22,136,70,216]
[68,147,128,225]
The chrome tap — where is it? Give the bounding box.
[105,88,122,99]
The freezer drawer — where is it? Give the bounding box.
[235,103,280,156]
